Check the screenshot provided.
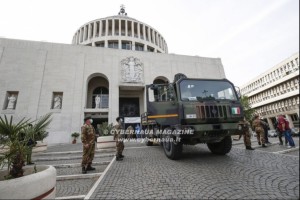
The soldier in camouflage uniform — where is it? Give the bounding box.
[237,118,254,150]
[81,116,96,174]
[252,114,267,147]
[114,117,124,161]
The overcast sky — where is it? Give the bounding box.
[0,0,298,86]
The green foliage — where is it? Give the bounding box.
[240,95,255,121]
[0,113,52,179]
[98,122,114,136]
[71,132,80,139]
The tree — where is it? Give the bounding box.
[240,95,255,121]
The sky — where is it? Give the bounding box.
[0,0,299,86]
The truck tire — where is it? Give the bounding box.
[163,134,183,160]
[207,136,232,155]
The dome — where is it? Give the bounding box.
[72,6,168,53]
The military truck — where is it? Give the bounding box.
[141,73,244,159]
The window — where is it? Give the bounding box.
[179,80,237,101]
[108,41,118,49]
[122,41,131,50]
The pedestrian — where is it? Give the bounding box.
[277,115,295,148]
[114,117,125,161]
[236,118,254,150]
[252,114,267,147]
[81,116,96,174]
[275,118,287,145]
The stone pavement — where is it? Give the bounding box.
[31,136,299,199]
[89,137,299,199]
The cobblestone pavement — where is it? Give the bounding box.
[90,142,299,199]
[56,177,99,197]
[56,165,107,176]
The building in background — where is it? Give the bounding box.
[240,52,299,129]
[0,6,226,144]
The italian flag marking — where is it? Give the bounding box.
[231,107,241,114]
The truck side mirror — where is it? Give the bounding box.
[235,86,241,99]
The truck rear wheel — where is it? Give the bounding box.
[163,134,183,160]
[207,136,232,155]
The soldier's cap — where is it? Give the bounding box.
[116,116,122,122]
[84,115,92,121]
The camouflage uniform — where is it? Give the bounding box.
[240,120,253,148]
[252,118,265,145]
[114,123,124,159]
[81,124,96,168]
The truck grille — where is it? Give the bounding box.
[196,105,229,119]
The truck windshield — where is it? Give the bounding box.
[180,80,237,101]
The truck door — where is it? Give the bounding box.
[146,84,179,126]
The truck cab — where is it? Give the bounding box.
[141,74,244,159]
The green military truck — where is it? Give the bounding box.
[141,73,244,160]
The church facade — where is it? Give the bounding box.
[0,9,226,144]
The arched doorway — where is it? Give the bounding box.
[85,74,110,134]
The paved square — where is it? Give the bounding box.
[91,143,299,199]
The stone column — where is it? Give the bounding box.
[112,19,115,36]
[118,39,121,50]
[137,23,140,39]
[109,84,119,124]
[143,24,146,40]
[125,20,128,36]
[148,28,151,43]
[88,23,92,39]
[99,20,102,36]
[153,31,156,45]
[79,28,83,43]
[93,22,96,38]
[131,21,134,37]
[105,19,108,36]
[83,26,87,41]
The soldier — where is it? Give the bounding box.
[236,118,254,150]
[81,116,96,174]
[114,117,125,161]
[252,114,267,147]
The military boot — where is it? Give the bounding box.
[246,146,255,150]
[86,165,95,171]
[116,155,123,161]
[82,167,87,174]
[120,154,125,158]
[262,144,267,147]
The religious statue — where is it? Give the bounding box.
[95,95,101,109]
[7,94,17,109]
[121,56,143,83]
[53,95,62,109]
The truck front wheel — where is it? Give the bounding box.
[163,134,183,160]
[207,136,232,155]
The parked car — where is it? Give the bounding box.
[291,127,299,136]
[268,130,278,137]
